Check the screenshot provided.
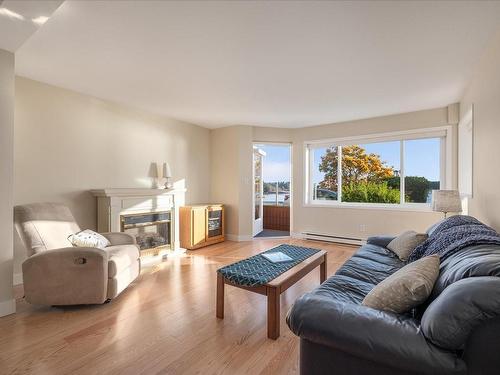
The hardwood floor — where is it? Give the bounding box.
[0,239,357,375]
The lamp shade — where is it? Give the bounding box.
[432,190,462,213]
[149,162,159,178]
[162,162,172,178]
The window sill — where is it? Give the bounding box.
[302,202,435,212]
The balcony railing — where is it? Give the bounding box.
[263,205,290,231]
[263,183,290,231]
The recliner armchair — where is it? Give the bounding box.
[14,202,141,305]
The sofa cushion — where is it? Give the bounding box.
[336,244,405,286]
[310,274,374,304]
[387,231,428,261]
[366,235,396,248]
[432,244,500,298]
[362,255,440,313]
[421,277,500,350]
[105,244,140,278]
[355,243,402,264]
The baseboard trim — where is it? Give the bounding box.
[226,234,253,242]
[298,231,365,246]
[0,299,16,317]
[13,273,23,286]
[253,235,290,240]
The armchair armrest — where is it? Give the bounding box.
[101,232,136,246]
[366,235,395,248]
[22,247,109,305]
[286,294,466,374]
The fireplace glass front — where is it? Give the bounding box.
[120,211,171,251]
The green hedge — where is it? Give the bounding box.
[342,182,400,203]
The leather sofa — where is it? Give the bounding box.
[14,202,141,305]
[287,218,500,375]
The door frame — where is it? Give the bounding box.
[252,141,293,238]
[252,146,266,236]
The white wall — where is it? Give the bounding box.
[211,106,458,240]
[237,126,254,238]
[0,49,15,316]
[14,77,211,274]
[291,106,457,238]
[210,125,253,240]
[210,126,242,237]
[460,31,500,230]
[13,76,463,280]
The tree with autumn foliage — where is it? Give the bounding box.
[318,145,395,190]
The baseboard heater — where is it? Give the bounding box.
[303,232,364,246]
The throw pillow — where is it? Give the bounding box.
[362,255,440,314]
[387,230,428,261]
[68,229,110,249]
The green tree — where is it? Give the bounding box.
[342,181,400,203]
[318,145,395,190]
[387,175,436,203]
[404,176,430,203]
[263,181,290,194]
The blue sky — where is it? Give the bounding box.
[255,144,291,182]
[256,138,440,184]
[311,138,441,184]
[403,138,441,180]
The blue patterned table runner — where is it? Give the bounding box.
[217,244,321,287]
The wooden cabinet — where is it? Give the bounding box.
[180,204,225,249]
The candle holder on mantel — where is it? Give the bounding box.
[163,162,173,189]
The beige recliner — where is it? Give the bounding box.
[14,202,141,305]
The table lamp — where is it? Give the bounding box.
[432,190,462,218]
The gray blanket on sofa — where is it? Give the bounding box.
[408,215,500,262]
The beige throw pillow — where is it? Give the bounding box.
[362,255,440,314]
[387,230,428,261]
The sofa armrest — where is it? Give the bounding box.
[22,247,109,305]
[366,235,395,248]
[422,277,500,350]
[101,232,136,246]
[286,294,466,374]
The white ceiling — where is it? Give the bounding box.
[0,0,63,52]
[13,1,500,129]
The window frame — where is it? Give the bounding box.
[304,126,452,211]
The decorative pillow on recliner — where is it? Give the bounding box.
[387,230,428,261]
[68,229,110,249]
[362,255,440,314]
[421,276,500,350]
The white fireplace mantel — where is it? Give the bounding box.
[91,188,186,198]
[91,188,186,251]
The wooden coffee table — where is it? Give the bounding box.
[216,250,327,339]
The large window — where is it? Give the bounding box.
[306,128,449,208]
[404,138,441,203]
